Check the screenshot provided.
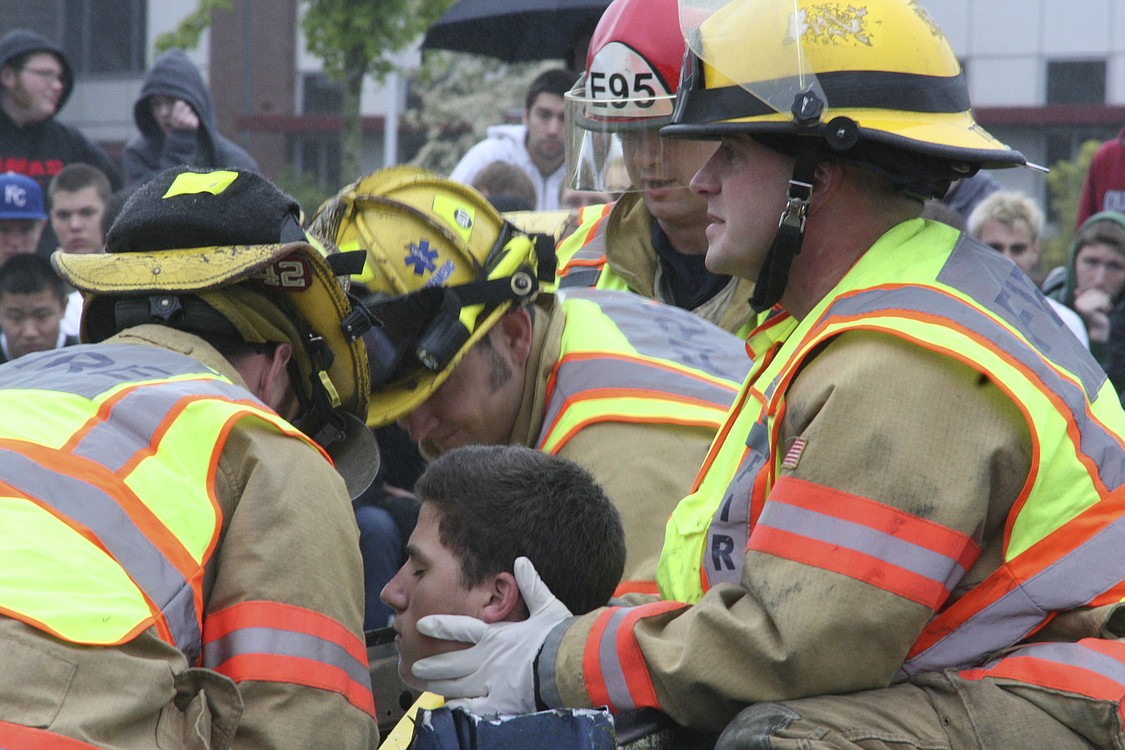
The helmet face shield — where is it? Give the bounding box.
[679,0,825,120]
[565,76,694,193]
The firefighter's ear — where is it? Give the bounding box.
[493,307,533,368]
[234,342,297,418]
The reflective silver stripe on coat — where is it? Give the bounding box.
[759,499,969,595]
[561,289,751,378]
[977,640,1125,688]
[70,377,263,472]
[0,448,202,663]
[823,286,1125,493]
[539,357,738,442]
[0,344,260,665]
[203,625,371,687]
[804,241,1125,676]
[900,510,1125,678]
[596,608,638,712]
[937,236,1107,396]
[558,222,607,289]
[0,344,217,397]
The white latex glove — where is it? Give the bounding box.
[412,556,572,715]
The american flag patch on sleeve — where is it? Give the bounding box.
[781,437,807,470]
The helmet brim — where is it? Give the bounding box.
[662,106,1028,170]
[53,241,370,427]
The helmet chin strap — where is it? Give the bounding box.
[749,89,825,313]
[749,135,820,312]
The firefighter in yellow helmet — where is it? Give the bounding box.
[406,3,1125,749]
[312,165,750,596]
[0,166,380,749]
[554,0,757,337]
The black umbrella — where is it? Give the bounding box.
[422,0,612,65]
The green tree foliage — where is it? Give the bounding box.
[303,0,454,183]
[154,0,233,54]
[274,165,331,223]
[1042,139,1102,273]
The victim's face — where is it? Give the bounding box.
[379,503,494,690]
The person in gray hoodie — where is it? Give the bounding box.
[124,49,258,188]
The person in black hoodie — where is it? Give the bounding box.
[125,48,259,188]
[0,29,123,256]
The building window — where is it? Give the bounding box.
[291,134,341,194]
[0,0,145,75]
[1046,60,1106,105]
[302,73,343,115]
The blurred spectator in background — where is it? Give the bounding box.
[125,49,259,188]
[968,190,1088,346]
[944,169,1003,223]
[48,163,110,337]
[0,171,46,266]
[0,253,74,363]
[0,30,121,256]
[1044,211,1125,366]
[450,69,577,211]
[49,162,108,255]
[559,184,614,210]
[470,160,538,213]
[1077,127,1125,227]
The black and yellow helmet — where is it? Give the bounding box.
[662,0,1032,310]
[53,166,378,497]
[310,166,556,428]
[665,0,1028,182]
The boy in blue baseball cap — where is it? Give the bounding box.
[0,171,46,265]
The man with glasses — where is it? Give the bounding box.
[0,28,122,257]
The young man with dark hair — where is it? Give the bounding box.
[0,252,74,362]
[47,162,112,337]
[48,162,111,255]
[450,68,578,210]
[380,444,625,691]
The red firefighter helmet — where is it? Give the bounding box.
[565,0,690,192]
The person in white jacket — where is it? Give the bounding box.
[450,69,577,211]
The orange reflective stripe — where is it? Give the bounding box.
[572,203,612,249]
[960,639,1125,717]
[0,720,103,749]
[203,600,375,717]
[217,653,376,717]
[613,580,659,597]
[584,609,618,711]
[540,389,730,454]
[583,601,684,713]
[906,485,1125,673]
[751,477,979,610]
